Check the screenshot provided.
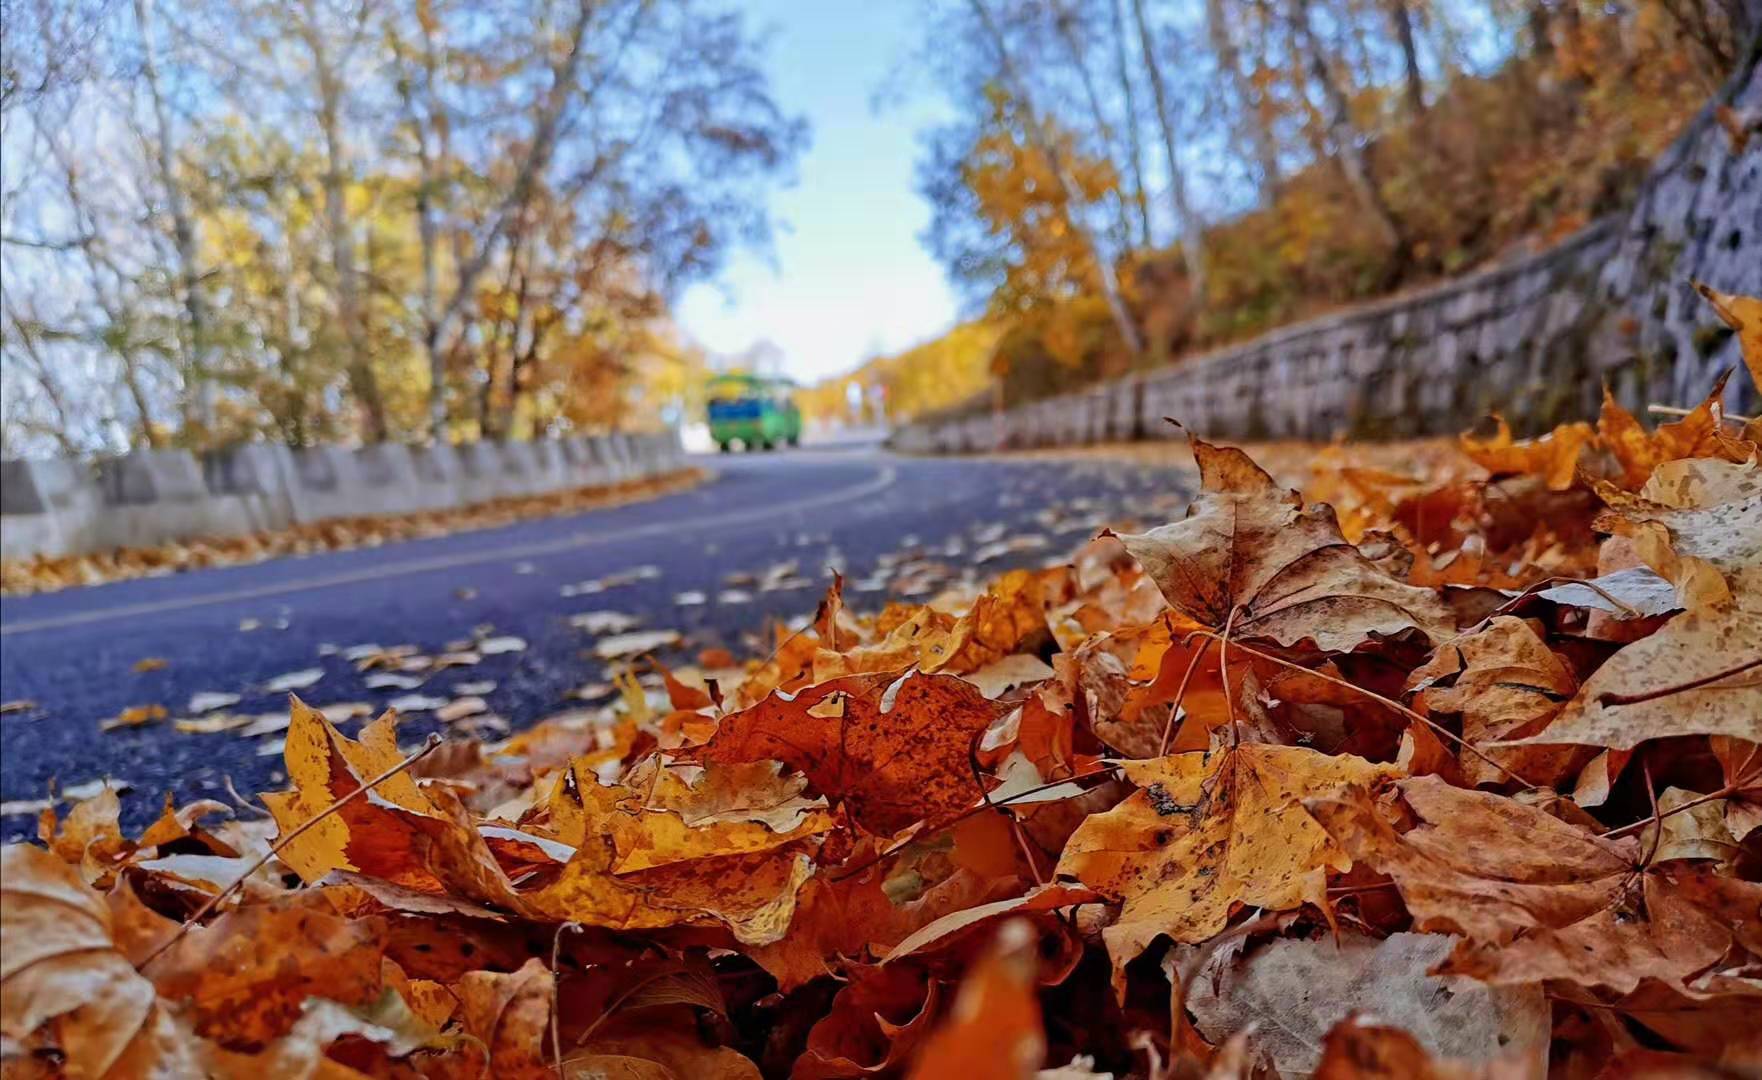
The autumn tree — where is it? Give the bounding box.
[0,0,802,454]
[895,0,1741,415]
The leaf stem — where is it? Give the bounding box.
[1595,654,1762,707]
[1157,634,1212,757]
[1601,784,1737,840]
[1188,631,1540,792]
[139,732,444,969]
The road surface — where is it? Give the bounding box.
[0,447,1191,839]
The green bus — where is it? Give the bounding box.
[706,374,802,452]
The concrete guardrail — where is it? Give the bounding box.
[1,431,687,561]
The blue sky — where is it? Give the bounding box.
[675,0,958,384]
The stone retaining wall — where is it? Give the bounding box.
[890,45,1760,456]
[0,431,686,561]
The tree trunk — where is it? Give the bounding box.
[1109,0,1152,247]
[133,0,214,429]
[392,18,451,441]
[966,0,1144,358]
[1528,2,1554,62]
[301,6,389,442]
[491,247,535,438]
[118,352,161,450]
[6,310,82,456]
[425,0,598,437]
[1131,0,1206,304]
[1285,0,1406,260]
[1053,2,1134,249]
[1385,0,1427,117]
[1205,0,1284,203]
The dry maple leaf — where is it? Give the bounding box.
[1592,456,1762,611]
[882,882,1101,963]
[1407,617,1587,787]
[792,964,941,1078]
[523,827,816,946]
[0,844,164,1076]
[37,783,130,883]
[1460,416,1594,491]
[1695,282,1762,391]
[631,757,833,836]
[1312,1016,1538,1080]
[1184,932,1548,1077]
[815,569,1056,682]
[146,894,388,1047]
[1595,375,1757,492]
[906,919,1044,1080]
[1116,436,1455,652]
[499,758,824,945]
[1310,776,1762,994]
[680,669,1010,835]
[1056,745,1398,983]
[744,860,1019,991]
[261,699,534,914]
[1637,785,1741,863]
[1713,736,1762,842]
[1,846,424,1078]
[456,958,554,1079]
[533,758,834,874]
[1504,604,1762,750]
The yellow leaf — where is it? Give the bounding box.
[1057,744,1398,985]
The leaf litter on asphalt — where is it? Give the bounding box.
[7,298,1762,1077]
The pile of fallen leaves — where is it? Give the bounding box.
[3,293,1759,1079]
[0,468,705,597]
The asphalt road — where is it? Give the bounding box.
[0,447,1192,840]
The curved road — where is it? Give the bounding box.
[0,448,1189,839]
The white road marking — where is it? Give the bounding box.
[1,464,898,636]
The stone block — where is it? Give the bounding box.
[409,444,460,486]
[355,444,417,492]
[454,441,498,479]
[290,446,358,493]
[203,444,292,497]
[2,457,95,515]
[97,449,206,506]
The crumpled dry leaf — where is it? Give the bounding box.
[0,844,161,1076]
[1637,786,1738,863]
[1185,932,1548,1077]
[1116,436,1455,651]
[1461,416,1593,491]
[906,919,1044,1080]
[1311,776,1762,994]
[1312,1016,1538,1080]
[146,893,386,1046]
[1593,457,1762,610]
[1057,745,1397,982]
[792,964,941,1079]
[681,669,1009,835]
[260,698,531,914]
[1596,376,1756,492]
[883,882,1100,963]
[1535,566,1679,617]
[1508,604,1762,750]
[1712,736,1762,842]
[102,703,168,732]
[1407,617,1587,786]
[595,630,683,660]
[1695,283,1762,392]
[568,1011,762,1079]
[456,957,553,1078]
